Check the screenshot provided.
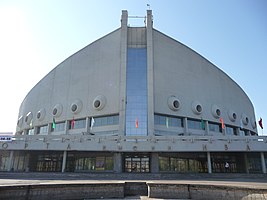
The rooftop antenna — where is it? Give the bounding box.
[147,4,151,10]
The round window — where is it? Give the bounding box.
[71,104,78,112]
[53,108,58,115]
[94,100,101,108]
[196,105,202,113]
[216,109,221,116]
[173,100,179,109]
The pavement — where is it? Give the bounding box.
[0,172,267,189]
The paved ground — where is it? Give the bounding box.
[0,173,266,199]
[0,172,267,189]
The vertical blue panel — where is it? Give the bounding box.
[126,48,147,136]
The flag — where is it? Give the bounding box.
[71,118,75,129]
[201,118,205,130]
[52,118,56,129]
[90,117,95,130]
[259,118,263,129]
[166,117,169,128]
[30,119,33,128]
[220,117,225,129]
[135,118,138,128]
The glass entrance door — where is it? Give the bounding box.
[124,154,150,173]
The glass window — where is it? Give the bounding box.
[68,118,86,129]
[26,128,34,135]
[154,114,183,128]
[240,128,250,136]
[226,126,237,136]
[51,122,65,132]
[209,122,222,133]
[125,48,148,136]
[188,119,202,130]
[94,115,119,127]
[37,125,48,134]
[159,153,207,173]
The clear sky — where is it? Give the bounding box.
[0,0,266,135]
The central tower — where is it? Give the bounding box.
[120,10,154,136]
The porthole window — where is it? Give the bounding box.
[251,118,256,129]
[17,116,23,127]
[191,101,202,115]
[53,108,58,115]
[242,114,249,126]
[211,105,221,118]
[71,104,77,112]
[70,99,83,114]
[167,96,181,111]
[228,110,237,122]
[94,100,101,108]
[196,105,202,113]
[93,95,106,111]
[25,112,33,125]
[52,104,63,117]
[37,108,45,121]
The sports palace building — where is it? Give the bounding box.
[1,10,267,174]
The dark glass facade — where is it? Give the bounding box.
[125,48,148,136]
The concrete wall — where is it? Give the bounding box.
[153,29,256,132]
[17,29,122,131]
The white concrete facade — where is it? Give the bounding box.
[1,10,266,174]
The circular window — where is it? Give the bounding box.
[228,110,237,122]
[36,108,45,121]
[53,108,58,115]
[211,105,221,118]
[173,100,179,109]
[233,113,237,120]
[37,112,41,119]
[52,104,63,117]
[196,105,202,113]
[251,118,256,129]
[94,100,101,108]
[93,95,106,111]
[71,104,77,112]
[191,101,202,115]
[25,112,33,125]
[167,96,181,111]
[17,116,23,127]
[70,99,83,114]
[242,114,249,125]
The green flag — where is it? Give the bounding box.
[201,118,205,130]
[52,118,56,129]
[166,117,169,128]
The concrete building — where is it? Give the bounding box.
[0,10,266,174]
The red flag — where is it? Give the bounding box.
[220,117,225,129]
[135,118,138,128]
[71,118,75,129]
[259,118,263,129]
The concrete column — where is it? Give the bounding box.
[260,152,266,174]
[119,10,128,136]
[61,151,67,173]
[150,153,159,173]
[114,153,122,173]
[207,152,212,174]
[205,121,209,135]
[64,120,69,134]
[7,150,14,172]
[184,118,188,135]
[86,117,90,134]
[146,10,154,137]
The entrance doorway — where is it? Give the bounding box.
[124,154,150,173]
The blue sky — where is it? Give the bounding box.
[0,0,266,135]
